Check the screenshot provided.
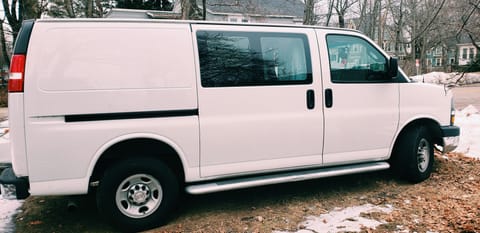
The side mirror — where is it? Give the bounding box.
[388,57,398,78]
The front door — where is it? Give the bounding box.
[319,32,399,165]
[192,25,324,177]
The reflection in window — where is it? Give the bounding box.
[327,35,389,83]
[197,31,312,87]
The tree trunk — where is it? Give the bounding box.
[95,0,104,18]
[202,0,206,20]
[303,0,316,25]
[394,0,404,57]
[64,0,76,18]
[338,13,345,28]
[85,0,93,18]
[325,0,334,26]
[357,0,367,30]
[181,0,201,20]
[0,20,10,68]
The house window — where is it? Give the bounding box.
[242,19,248,23]
[462,48,468,59]
[435,58,441,67]
[470,48,475,59]
[197,31,312,87]
[435,47,442,55]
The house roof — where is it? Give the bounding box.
[198,0,304,18]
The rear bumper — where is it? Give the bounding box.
[441,125,460,153]
[0,167,30,199]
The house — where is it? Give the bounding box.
[106,0,305,25]
[424,38,457,71]
[457,42,479,66]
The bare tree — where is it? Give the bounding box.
[333,0,358,28]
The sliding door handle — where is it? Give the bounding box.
[306,89,315,109]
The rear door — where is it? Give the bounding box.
[317,30,399,165]
[192,25,324,177]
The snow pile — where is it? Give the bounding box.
[454,105,480,158]
[274,204,393,233]
[410,72,480,86]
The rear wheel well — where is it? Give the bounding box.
[90,138,185,189]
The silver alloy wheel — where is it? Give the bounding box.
[417,138,430,173]
[115,174,163,219]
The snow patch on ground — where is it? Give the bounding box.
[454,105,480,158]
[274,204,394,233]
[0,194,23,233]
[410,72,480,86]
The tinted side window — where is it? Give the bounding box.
[326,34,390,83]
[197,31,312,87]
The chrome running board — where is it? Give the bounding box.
[186,162,390,195]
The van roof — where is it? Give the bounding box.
[36,18,361,33]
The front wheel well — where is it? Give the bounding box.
[394,118,443,151]
[89,138,185,188]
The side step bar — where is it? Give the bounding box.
[186,162,390,195]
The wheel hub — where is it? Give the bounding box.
[115,174,163,219]
[417,138,430,173]
[128,183,151,205]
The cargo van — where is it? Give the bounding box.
[1,19,459,231]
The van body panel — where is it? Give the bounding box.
[398,83,451,127]
[8,94,29,176]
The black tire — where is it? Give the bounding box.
[96,157,179,232]
[391,126,434,183]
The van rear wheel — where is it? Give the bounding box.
[392,126,434,183]
[96,158,179,232]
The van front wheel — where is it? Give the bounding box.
[393,126,434,183]
[96,158,179,231]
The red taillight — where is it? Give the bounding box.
[8,54,26,92]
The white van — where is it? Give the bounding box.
[1,19,459,231]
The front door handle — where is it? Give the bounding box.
[306,89,315,109]
[325,89,333,108]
